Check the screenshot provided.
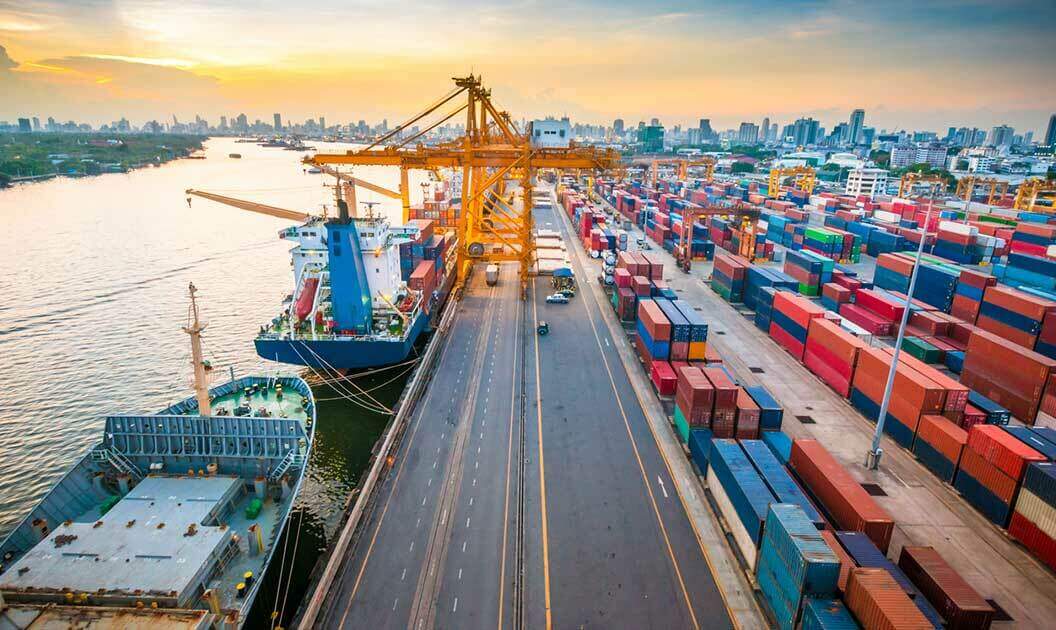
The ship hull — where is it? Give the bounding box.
[256,309,430,369]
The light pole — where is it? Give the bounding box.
[866,202,934,470]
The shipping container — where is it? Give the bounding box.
[708,440,777,568]
[844,568,935,630]
[898,546,994,630]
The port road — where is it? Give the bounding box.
[317,192,738,629]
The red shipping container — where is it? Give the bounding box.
[957,448,1018,504]
[819,530,854,593]
[711,407,737,439]
[975,314,1038,349]
[877,253,916,276]
[734,389,760,439]
[770,321,807,361]
[614,268,632,288]
[714,253,748,281]
[839,302,892,336]
[632,275,651,297]
[773,291,828,329]
[790,440,895,553]
[635,332,654,369]
[704,344,723,364]
[637,300,672,341]
[959,404,987,430]
[641,252,665,280]
[916,415,967,465]
[702,367,737,408]
[959,268,996,290]
[897,547,994,630]
[669,340,689,361]
[966,424,1046,481]
[833,274,863,295]
[845,568,934,630]
[1008,511,1056,574]
[949,295,981,325]
[885,350,968,412]
[856,289,906,321]
[961,329,1056,423]
[983,285,1056,321]
[856,347,945,415]
[650,361,677,396]
[807,319,864,377]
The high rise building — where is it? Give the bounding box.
[613,118,625,136]
[737,122,759,144]
[320,116,326,130]
[845,168,889,199]
[273,113,282,132]
[219,115,228,130]
[235,113,248,133]
[987,125,1014,147]
[17,118,31,133]
[699,118,714,141]
[638,125,664,152]
[1046,114,1056,147]
[847,109,865,145]
[861,127,876,147]
[792,118,820,146]
[31,117,40,131]
[761,117,770,141]
[770,124,778,142]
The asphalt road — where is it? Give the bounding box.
[524,194,734,630]
[319,263,523,630]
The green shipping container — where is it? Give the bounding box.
[901,336,943,363]
[673,406,690,443]
[798,283,820,297]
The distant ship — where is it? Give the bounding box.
[0,283,315,628]
[255,196,456,370]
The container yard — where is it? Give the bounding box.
[545,167,1056,628]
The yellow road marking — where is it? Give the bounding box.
[531,279,554,630]
[497,269,520,630]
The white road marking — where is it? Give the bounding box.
[428,478,432,487]
[657,475,668,498]
[441,432,445,439]
[441,509,448,525]
[475,461,479,469]
[453,597,459,612]
[469,497,474,506]
[393,598,398,611]
[409,541,415,552]
[605,337,610,347]
[477,446,481,454]
[472,478,477,487]
[416,518,421,528]
[466,517,471,528]
[479,432,483,439]
[401,568,407,581]
[458,568,463,580]
[462,540,467,552]
[422,496,427,506]
[433,460,438,469]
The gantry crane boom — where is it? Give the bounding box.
[897,172,948,198]
[185,189,312,222]
[767,166,816,198]
[955,176,1008,205]
[305,75,621,295]
[1013,178,1056,213]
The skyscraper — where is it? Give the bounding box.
[1046,114,1056,147]
[699,119,714,141]
[792,118,820,146]
[987,125,1014,147]
[31,117,40,131]
[848,109,865,145]
[320,116,326,130]
[613,118,625,136]
[761,117,770,142]
[273,113,282,132]
[738,122,759,144]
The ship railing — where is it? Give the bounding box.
[91,446,145,481]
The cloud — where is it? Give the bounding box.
[0,44,15,70]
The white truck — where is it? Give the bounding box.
[485,264,499,286]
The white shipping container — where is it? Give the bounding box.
[707,467,759,570]
[1014,487,1056,541]
[939,220,977,237]
[872,210,900,224]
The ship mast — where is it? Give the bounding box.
[183,282,211,415]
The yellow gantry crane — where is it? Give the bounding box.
[955,176,1008,205]
[1013,178,1056,213]
[304,75,622,295]
[898,172,949,198]
[767,166,816,199]
[648,156,716,188]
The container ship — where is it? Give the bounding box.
[0,284,315,628]
[254,190,458,370]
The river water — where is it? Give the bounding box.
[0,137,429,626]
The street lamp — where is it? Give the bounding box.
[865,202,934,470]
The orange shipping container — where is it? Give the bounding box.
[845,568,934,630]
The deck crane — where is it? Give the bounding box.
[955,176,1008,205]
[303,75,622,295]
[767,166,816,198]
[314,164,409,221]
[184,189,314,222]
[897,172,949,198]
[1013,178,1056,213]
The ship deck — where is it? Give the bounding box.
[207,381,310,421]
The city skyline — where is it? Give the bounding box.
[1,1,1054,133]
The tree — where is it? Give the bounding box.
[731,162,754,174]
[820,162,842,172]
[0,172,9,187]
[869,149,890,167]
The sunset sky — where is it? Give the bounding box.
[1,0,1054,134]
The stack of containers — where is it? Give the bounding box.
[820,283,853,313]
[836,532,945,626]
[745,266,798,311]
[873,253,914,293]
[674,366,714,442]
[913,415,968,482]
[891,349,970,424]
[933,221,979,264]
[954,424,1046,526]
[754,504,840,630]
[754,286,779,333]
[790,439,895,553]
[897,546,995,629]
[712,253,749,302]
[839,288,904,336]
[741,441,824,529]
[850,347,944,449]
[771,292,829,360]
[707,439,777,568]
[784,249,834,297]
[950,269,996,324]
[804,318,866,397]
[705,367,739,438]
[687,428,713,477]
[1009,461,1056,572]
[844,569,934,629]
[635,300,671,369]
[1003,252,1056,291]
[649,361,677,397]
[818,530,855,594]
[655,299,690,361]
[960,329,1056,424]
[1010,222,1056,257]
[672,299,709,360]
[977,285,1056,350]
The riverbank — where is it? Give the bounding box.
[0,133,205,187]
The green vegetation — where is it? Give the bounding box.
[869,149,890,167]
[669,143,777,160]
[730,162,754,174]
[0,133,204,183]
[893,162,956,191]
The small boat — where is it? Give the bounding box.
[229,153,242,159]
